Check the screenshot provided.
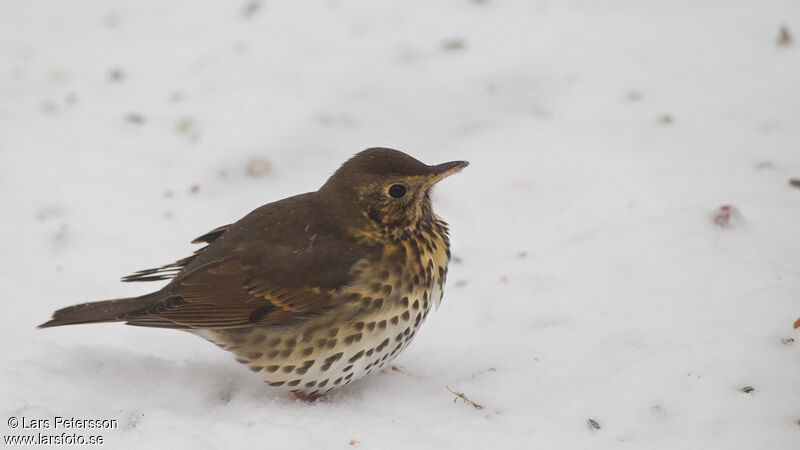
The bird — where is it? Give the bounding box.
[40,147,468,400]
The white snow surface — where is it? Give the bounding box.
[2,1,799,448]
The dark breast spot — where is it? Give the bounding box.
[325,352,343,364]
[344,333,362,345]
[348,350,365,363]
[376,338,390,352]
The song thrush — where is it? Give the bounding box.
[40,148,468,399]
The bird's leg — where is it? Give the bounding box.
[292,391,320,403]
[379,364,405,374]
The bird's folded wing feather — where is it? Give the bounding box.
[124,231,371,329]
[120,224,233,283]
[120,193,372,329]
[123,256,345,329]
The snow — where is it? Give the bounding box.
[2,0,799,448]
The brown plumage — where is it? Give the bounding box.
[40,147,468,397]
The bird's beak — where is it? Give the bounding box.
[424,160,469,188]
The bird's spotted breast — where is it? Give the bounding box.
[196,218,451,395]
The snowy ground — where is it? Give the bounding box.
[1,0,799,448]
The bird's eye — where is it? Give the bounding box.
[388,184,406,198]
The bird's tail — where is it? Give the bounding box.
[38,294,157,328]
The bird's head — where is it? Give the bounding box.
[320,148,468,235]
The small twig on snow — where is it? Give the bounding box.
[447,386,484,410]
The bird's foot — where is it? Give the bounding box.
[292,391,320,403]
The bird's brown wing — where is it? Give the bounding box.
[121,224,233,282]
[124,225,372,329]
[121,192,374,329]
[124,256,341,329]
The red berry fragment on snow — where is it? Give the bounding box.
[712,205,741,227]
[793,317,800,329]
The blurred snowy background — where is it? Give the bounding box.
[1,0,799,448]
